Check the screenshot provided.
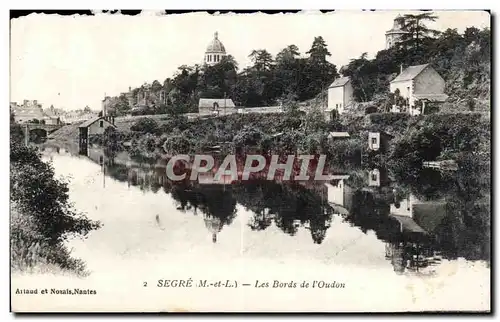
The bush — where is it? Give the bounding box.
[10,141,101,275]
[130,117,159,134]
[233,127,264,149]
[162,135,192,155]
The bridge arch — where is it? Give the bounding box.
[29,128,48,143]
[21,123,63,145]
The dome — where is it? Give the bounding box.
[206,32,226,54]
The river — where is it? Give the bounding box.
[11,142,491,312]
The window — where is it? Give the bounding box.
[371,137,377,145]
[336,104,338,108]
[99,120,104,128]
[371,173,378,181]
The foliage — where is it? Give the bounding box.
[162,135,192,155]
[397,13,441,52]
[389,113,488,172]
[342,14,490,106]
[10,137,101,275]
[130,117,160,134]
[101,36,338,115]
[233,127,265,150]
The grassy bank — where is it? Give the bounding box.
[50,109,490,177]
[10,122,101,276]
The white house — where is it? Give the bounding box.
[389,64,448,115]
[327,76,354,116]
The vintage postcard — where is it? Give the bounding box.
[9,9,491,313]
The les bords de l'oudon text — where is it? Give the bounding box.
[155,279,346,289]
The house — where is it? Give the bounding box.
[368,131,393,153]
[78,116,116,153]
[324,176,354,214]
[390,64,448,116]
[198,98,237,116]
[368,168,389,187]
[327,76,354,117]
[43,116,61,125]
[327,132,350,141]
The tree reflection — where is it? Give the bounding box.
[92,149,489,267]
[233,181,334,244]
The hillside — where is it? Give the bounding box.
[341,25,490,112]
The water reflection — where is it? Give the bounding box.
[38,143,491,276]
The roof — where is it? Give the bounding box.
[206,32,226,54]
[329,77,350,88]
[369,131,394,138]
[412,202,448,233]
[328,132,350,138]
[198,98,235,108]
[78,116,115,128]
[389,214,427,234]
[413,93,449,102]
[391,64,430,83]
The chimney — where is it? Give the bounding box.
[102,93,107,117]
[400,64,403,74]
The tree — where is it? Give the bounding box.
[249,49,274,72]
[398,12,441,52]
[130,118,159,134]
[115,94,131,115]
[302,37,338,100]
[306,36,331,62]
[276,45,300,64]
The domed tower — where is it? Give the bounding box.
[203,213,223,243]
[205,32,227,66]
[385,14,409,49]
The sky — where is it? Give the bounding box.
[10,10,490,112]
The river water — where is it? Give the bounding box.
[11,143,491,312]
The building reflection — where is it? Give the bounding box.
[61,145,489,274]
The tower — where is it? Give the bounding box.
[205,32,227,66]
[385,14,409,49]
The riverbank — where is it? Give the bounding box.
[50,111,490,175]
[10,124,101,276]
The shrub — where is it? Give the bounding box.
[130,117,159,134]
[10,141,101,275]
[162,135,192,155]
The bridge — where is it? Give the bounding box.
[22,123,64,145]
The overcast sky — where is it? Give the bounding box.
[10,10,490,111]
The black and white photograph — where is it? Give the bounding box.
[9,9,491,312]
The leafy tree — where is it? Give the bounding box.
[306,36,331,62]
[130,118,160,134]
[249,49,274,72]
[398,12,441,53]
